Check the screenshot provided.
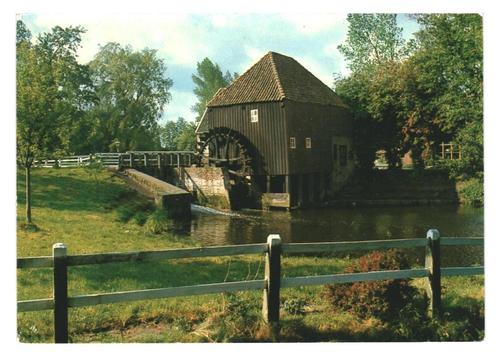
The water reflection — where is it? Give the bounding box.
[185,204,484,266]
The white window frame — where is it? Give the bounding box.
[250,109,259,123]
[290,137,296,149]
[305,137,312,149]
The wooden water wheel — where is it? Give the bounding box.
[197,127,258,177]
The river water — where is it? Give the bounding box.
[187,205,484,266]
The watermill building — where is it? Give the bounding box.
[196,51,355,209]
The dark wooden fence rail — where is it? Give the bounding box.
[17,229,484,343]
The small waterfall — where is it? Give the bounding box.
[191,204,240,216]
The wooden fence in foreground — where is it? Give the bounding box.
[17,229,484,343]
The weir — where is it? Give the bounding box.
[119,168,192,219]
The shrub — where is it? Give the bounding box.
[324,249,418,320]
[115,205,135,223]
[459,177,484,206]
[133,211,148,226]
[143,209,172,234]
[283,298,307,315]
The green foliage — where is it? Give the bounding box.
[459,177,484,206]
[336,14,483,177]
[143,209,172,234]
[191,57,236,121]
[16,20,95,223]
[116,205,136,223]
[115,197,155,224]
[16,21,94,166]
[324,249,419,320]
[159,117,196,151]
[283,298,307,315]
[87,42,173,152]
[133,211,148,226]
[338,14,408,72]
[172,316,193,333]
[84,160,105,184]
[208,293,260,342]
[17,324,44,343]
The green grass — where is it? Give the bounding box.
[17,167,484,342]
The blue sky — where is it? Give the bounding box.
[21,13,419,124]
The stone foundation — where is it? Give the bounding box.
[175,167,231,210]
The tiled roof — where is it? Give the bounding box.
[207,51,347,108]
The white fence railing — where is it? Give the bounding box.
[33,154,119,168]
[32,152,196,168]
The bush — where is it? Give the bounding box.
[143,209,172,234]
[324,249,419,320]
[115,205,135,223]
[283,298,307,315]
[133,211,148,226]
[459,177,484,206]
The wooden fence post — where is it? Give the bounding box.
[263,234,281,327]
[425,229,441,318]
[53,243,68,343]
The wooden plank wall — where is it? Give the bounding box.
[285,100,353,175]
[206,102,288,175]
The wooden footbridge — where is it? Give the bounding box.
[34,151,198,169]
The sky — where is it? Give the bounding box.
[21,13,419,124]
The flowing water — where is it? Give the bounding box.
[186,204,484,266]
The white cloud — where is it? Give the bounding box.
[26,13,210,66]
[242,46,267,70]
[280,13,347,34]
[209,14,236,28]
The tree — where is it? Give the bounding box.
[336,14,483,174]
[338,14,408,73]
[335,14,409,169]
[191,58,237,121]
[410,14,483,175]
[175,121,196,151]
[87,43,173,152]
[16,21,94,224]
[159,117,196,151]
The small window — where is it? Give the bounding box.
[339,145,347,166]
[290,137,296,149]
[305,137,312,149]
[333,144,338,162]
[250,109,258,123]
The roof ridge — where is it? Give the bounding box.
[267,52,286,100]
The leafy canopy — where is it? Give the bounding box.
[338,14,408,72]
[16,20,94,165]
[191,57,237,121]
[159,117,196,151]
[335,14,482,174]
[87,43,173,151]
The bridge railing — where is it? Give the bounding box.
[32,151,198,168]
[17,230,484,343]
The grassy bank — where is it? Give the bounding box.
[17,167,484,342]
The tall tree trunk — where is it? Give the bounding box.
[25,165,32,224]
